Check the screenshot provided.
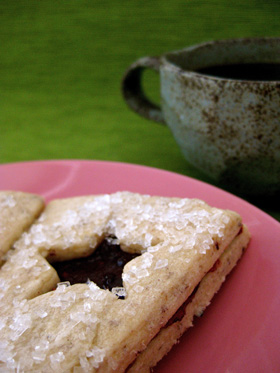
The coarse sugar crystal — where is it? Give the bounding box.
[9,312,32,341]
[30,224,48,245]
[64,209,79,226]
[140,252,153,268]
[12,298,29,312]
[78,331,87,341]
[0,316,8,331]
[36,309,48,319]
[0,277,7,290]
[51,287,76,310]
[106,236,120,245]
[111,287,127,298]
[22,257,38,269]
[56,281,71,290]
[85,280,107,301]
[123,303,136,316]
[79,356,91,371]
[168,244,183,253]
[122,272,138,285]
[0,195,16,208]
[50,351,65,369]
[143,232,153,247]
[134,284,144,293]
[31,265,44,276]
[32,340,50,362]
[0,340,15,362]
[154,259,168,270]
[168,199,186,209]
[108,356,118,370]
[147,245,160,253]
[130,265,149,279]
[86,346,106,368]
[83,301,92,312]
[13,285,23,294]
[175,220,187,230]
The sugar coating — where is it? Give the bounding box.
[0,191,243,372]
[0,191,44,264]
[0,194,16,208]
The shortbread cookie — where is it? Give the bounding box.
[0,191,44,265]
[0,192,250,372]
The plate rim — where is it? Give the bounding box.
[0,159,279,371]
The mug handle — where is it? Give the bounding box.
[122,56,166,124]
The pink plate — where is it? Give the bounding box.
[0,160,279,372]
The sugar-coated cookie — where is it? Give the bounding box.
[0,191,250,372]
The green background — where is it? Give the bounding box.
[1,0,279,220]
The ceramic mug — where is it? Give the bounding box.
[122,37,280,196]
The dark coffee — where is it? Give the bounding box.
[196,63,280,81]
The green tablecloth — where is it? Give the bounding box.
[1,0,279,221]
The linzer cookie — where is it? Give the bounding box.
[0,191,250,372]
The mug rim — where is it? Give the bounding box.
[162,36,280,84]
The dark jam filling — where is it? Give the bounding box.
[164,284,199,328]
[52,237,140,291]
[165,256,222,328]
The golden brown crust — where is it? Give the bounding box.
[0,191,250,372]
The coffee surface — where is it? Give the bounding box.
[52,237,140,290]
[196,63,280,81]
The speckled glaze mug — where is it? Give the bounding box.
[122,37,280,196]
